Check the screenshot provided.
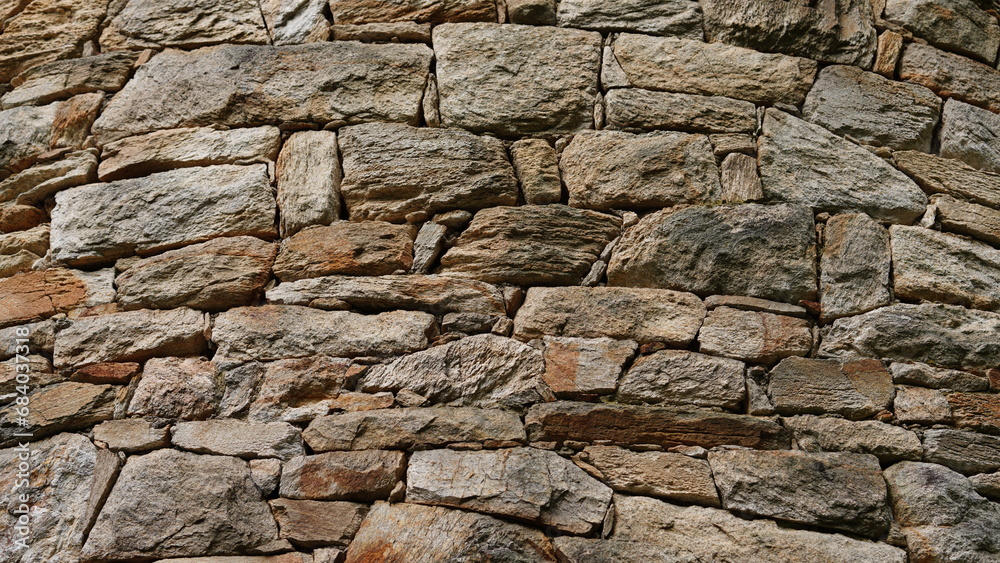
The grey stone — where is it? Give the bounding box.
[261,0,330,45]
[93,419,170,453]
[616,350,744,409]
[2,52,137,109]
[552,537,696,563]
[556,0,702,38]
[934,194,1000,246]
[92,43,432,143]
[892,225,1000,310]
[704,294,808,317]
[509,139,561,205]
[0,319,54,361]
[577,445,719,506]
[171,420,305,460]
[272,221,413,282]
[893,150,1000,208]
[127,357,220,420]
[51,164,276,267]
[890,361,989,392]
[269,499,366,549]
[605,88,757,134]
[608,203,818,303]
[541,336,636,398]
[280,450,406,501]
[803,64,940,151]
[709,449,891,537]
[407,447,612,534]
[969,472,1000,501]
[100,0,269,50]
[894,385,953,424]
[698,307,812,365]
[330,22,432,42]
[561,130,721,211]
[924,428,1000,474]
[339,122,517,222]
[820,213,892,321]
[901,42,1000,115]
[885,0,1000,64]
[939,98,1000,174]
[0,150,97,206]
[0,94,101,178]
[769,357,895,420]
[605,34,818,105]
[274,130,340,237]
[0,382,118,447]
[507,0,556,24]
[434,23,601,135]
[783,415,922,463]
[758,109,927,223]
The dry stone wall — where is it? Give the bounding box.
[1,0,1000,561]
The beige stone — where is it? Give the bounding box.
[0,0,107,82]
[769,357,895,420]
[275,130,341,237]
[100,0,268,50]
[127,357,219,420]
[273,222,413,282]
[54,308,207,368]
[577,445,719,506]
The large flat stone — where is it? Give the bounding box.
[885,0,1000,64]
[556,0,702,38]
[51,164,276,267]
[2,52,137,109]
[0,382,118,446]
[891,225,1000,311]
[820,303,1000,369]
[525,401,791,450]
[269,499,367,549]
[437,205,620,286]
[605,34,818,105]
[171,420,305,460]
[212,305,434,361]
[783,415,922,463]
[820,213,892,321]
[577,445,719,506]
[901,42,1000,114]
[542,336,636,398]
[100,0,268,50]
[617,349,744,409]
[759,109,927,223]
[407,447,612,534]
[339,123,518,222]
[303,407,525,451]
[890,361,990,392]
[560,130,721,211]
[698,307,812,364]
[939,98,1000,174]
[769,357,895,419]
[934,194,1000,246]
[0,94,101,178]
[244,357,360,423]
[92,43,432,143]
[280,450,405,501]
[272,222,413,282]
[0,268,87,328]
[433,23,601,135]
[923,428,1000,474]
[0,0,107,82]
[329,0,496,23]
[0,150,96,206]
[604,88,757,133]
[893,150,1000,208]
[126,357,220,420]
[513,286,705,345]
[607,203,818,303]
[700,0,877,67]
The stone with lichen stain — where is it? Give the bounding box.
[280,450,406,501]
[0,93,102,178]
[576,445,720,507]
[273,222,413,282]
[901,43,1000,115]
[541,336,636,398]
[939,99,1000,174]
[2,52,138,109]
[884,0,1000,64]
[330,0,495,23]
[269,499,368,549]
[246,357,362,423]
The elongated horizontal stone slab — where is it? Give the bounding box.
[886,0,1000,64]
[171,420,305,460]
[769,357,895,420]
[267,275,506,315]
[893,150,1000,208]
[578,445,720,506]
[783,415,922,463]
[272,221,413,282]
[604,88,757,133]
[0,150,96,206]
[212,305,434,361]
[0,93,101,178]
[0,382,118,447]
[605,34,817,105]
[934,194,1000,246]
[330,0,496,23]
[51,164,276,267]
[617,350,745,409]
[280,450,405,501]
[2,52,137,109]
[900,42,1000,114]
[820,303,1000,369]
[303,407,525,451]
[525,401,791,450]
[100,0,269,50]
[923,428,1000,474]
[557,0,702,37]
[514,286,705,344]
[92,43,432,143]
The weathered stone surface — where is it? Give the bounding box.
[608,204,817,303]
[969,472,1000,501]
[0,268,87,327]
[434,23,601,135]
[0,355,59,396]
[709,449,890,537]
[541,337,636,398]
[924,428,1000,474]
[892,225,1000,310]
[438,205,620,285]
[759,109,927,223]
[93,419,170,453]
[886,0,1000,64]
[934,194,1000,246]
[99,126,280,182]
[268,275,506,316]
[0,319,54,361]
[214,306,433,362]
[330,0,495,23]
[304,407,524,451]
[552,538,684,563]
[407,447,612,534]
[885,461,1000,562]
[82,449,278,560]
[509,138,561,205]
[2,52,136,109]
[0,251,37,278]
[0,225,48,258]
[769,357,895,419]
[358,334,549,410]
[0,94,101,178]
[52,164,276,267]
[54,308,207,368]
[894,150,1000,208]
[874,29,905,77]
[339,123,518,222]
[0,203,43,233]
[0,433,119,563]
[822,304,1000,369]
[245,357,359,423]
[70,362,140,386]
[890,361,989,392]
[901,43,1000,114]
[704,295,808,317]
[270,499,367,549]
[410,222,446,275]
[556,0,701,37]
[115,236,276,312]
[803,64,940,151]
[948,392,1000,435]
[0,150,96,206]
[514,286,705,345]
[127,357,219,420]
[273,222,413,282]
[344,502,558,562]
[561,130,721,210]
[330,22,432,42]
[617,349,744,409]
[821,213,892,321]
[578,445,719,506]
[280,450,406,501]
[93,43,432,143]
[261,0,329,45]
[699,307,812,365]
[0,382,118,446]
[0,0,106,83]
[100,0,267,50]
[526,401,791,450]
[895,385,953,424]
[700,0,877,66]
[718,152,763,203]
[275,130,340,237]
[783,415,922,462]
[604,89,756,134]
[939,99,1000,174]
[613,494,907,563]
[605,34,817,105]
[507,0,555,24]
[172,420,305,460]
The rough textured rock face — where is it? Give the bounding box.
[4,0,1000,559]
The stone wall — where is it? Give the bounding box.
[1,0,1000,561]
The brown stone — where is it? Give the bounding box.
[273,222,413,282]
[541,337,636,398]
[933,194,1000,246]
[0,382,119,446]
[577,445,720,506]
[2,52,138,109]
[893,150,1000,208]
[894,386,952,424]
[900,42,1000,113]
[0,94,101,178]
[0,204,44,233]
[0,268,87,328]
[769,357,895,420]
[246,357,360,423]
[0,0,107,82]
[948,393,1000,435]
[329,0,495,23]
[280,450,406,502]
[698,307,812,364]
[874,30,904,77]
[270,499,368,549]
[70,362,140,385]
[127,357,220,420]
[719,152,763,202]
[93,419,170,453]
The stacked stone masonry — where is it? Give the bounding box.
[2,0,1000,561]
